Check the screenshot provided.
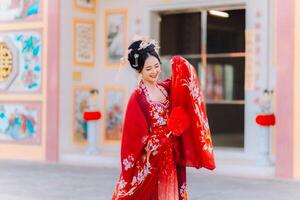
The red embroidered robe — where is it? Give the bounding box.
[112,56,215,200]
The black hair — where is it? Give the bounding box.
[127,40,161,73]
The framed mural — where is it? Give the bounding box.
[0,0,42,23]
[73,85,96,145]
[73,18,96,67]
[104,9,128,67]
[0,30,43,93]
[0,102,41,145]
[102,86,127,144]
[73,0,96,14]
[0,0,46,160]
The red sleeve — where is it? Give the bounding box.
[120,89,149,180]
[170,56,216,170]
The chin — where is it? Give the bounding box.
[151,77,159,82]
[144,75,159,83]
[152,75,159,81]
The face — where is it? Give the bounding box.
[140,55,161,84]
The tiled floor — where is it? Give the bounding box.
[0,160,300,200]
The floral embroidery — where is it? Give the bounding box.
[118,176,127,190]
[182,63,214,154]
[116,131,162,198]
[202,130,213,153]
[114,176,129,197]
[123,155,134,171]
[142,135,149,144]
[180,182,188,198]
[150,103,168,127]
[139,80,170,129]
[113,80,176,199]
[145,136,160,157]
[117,160,153,198]
[131,162,152,186]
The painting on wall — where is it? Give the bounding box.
[73,0,96,14]
[0,31,42,93]
[73,86,95,145]
[0,102,41,144]
[73,19,95,67]
[0,0,42,22]
[104,10,128,67]
[103,86,127,143]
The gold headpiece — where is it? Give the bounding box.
[120,35,160,67]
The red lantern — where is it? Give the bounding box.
[256,114,276,126]
[167,106,190,136]
[83,111,102,121]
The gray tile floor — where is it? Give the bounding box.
[1,160,300,200]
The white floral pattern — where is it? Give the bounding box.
[122,155,134,171]
[118,176,127,190]
[117,145,155,198]
[131,162,152,186]
[142,135,149,144]
[145,136,160,157]
[180,182,188,198]
[113,80,181,199]
[115,176,131,197]
[181,62,214,154]
[139,80,170,128]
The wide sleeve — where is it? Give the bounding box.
[170,56,216,170]
[120,89,149,180]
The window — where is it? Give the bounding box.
[160,9,246,148]
[207,10,245,53]
[160,12,201,55]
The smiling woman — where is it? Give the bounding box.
[112,38,215,200]
[141,56,161,83]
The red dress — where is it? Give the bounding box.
[112,56,215,200]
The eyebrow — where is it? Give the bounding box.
[145,63,159,69]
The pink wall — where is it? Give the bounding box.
[46,0,60,161]
[275,0,294,178]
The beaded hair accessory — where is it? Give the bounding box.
[133,53,139,68]
[135,35,160,52]
[120,35,160,67]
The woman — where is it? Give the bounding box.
[112,39,215,200]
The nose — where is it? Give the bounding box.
[150,68,157,74]
[154,67,160,73]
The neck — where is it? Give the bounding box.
[142,79,157,89]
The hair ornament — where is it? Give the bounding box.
[133,53,139,67]
[132,35,160,53]
[120,48,133,65]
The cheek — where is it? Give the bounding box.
[157,67,161,73]
[141,70,151,78]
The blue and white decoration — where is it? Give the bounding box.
[0,0,40,22]
[0,31,42,92]
[0,103,40,143]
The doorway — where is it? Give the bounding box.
[159,8,246,148]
